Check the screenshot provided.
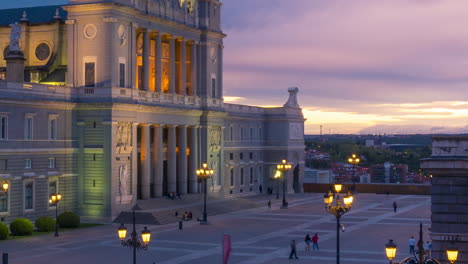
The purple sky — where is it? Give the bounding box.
[3,0,468,134]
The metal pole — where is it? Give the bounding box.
[54,202,59,237]
[132,210,136,264]
[203,178,207,222]
[418,222,424,264]
[282,171,287,208]
[336,215,340,264]
[276,179,279,200]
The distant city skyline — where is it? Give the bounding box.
[3,0,468,134]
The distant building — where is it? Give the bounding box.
[304,168,332,184]
[369,163,408,183]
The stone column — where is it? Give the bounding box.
[191,41,197,96]
[167,125,177,193]
[143,29,150,91]
[421,136,468,264]
[189,126,198,193]
[177,125,188,194]
[139,124,151,199]
[169,36,176,94]
[155,33,162,93]
[180,39,187,95]
[153,124,163,197]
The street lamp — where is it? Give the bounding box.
[277,159,292,209]
[323,183,354,264]
[196,162,214,224]
[384,223,459,264]
[274,170,281,200]
[347,154,360,186]
[49,193,62,237]
[1,182,8,193]
[117,209,152,264]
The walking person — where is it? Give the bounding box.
[393,201,398,213]
[289,240,299,259]
[267,200,271,209]
[409,236,416,255]
[312,233,319,251]
[304,234,311,251]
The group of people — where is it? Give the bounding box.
[409,236,432,256]
[168,192,181,200]
[288,233,320,259]
[174,211,193,221]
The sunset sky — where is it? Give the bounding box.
[4,0,468,134]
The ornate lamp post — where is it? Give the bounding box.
[277,159,292,209]
[196,162,214,224]
[117,209,152,264]
[1,182,8,193]
[384,223,459,264]
[49,193,62,237]
[323,184,354,264]
[274,170,281,200]
[347,154,360,184]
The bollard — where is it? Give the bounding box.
[2,253,8,264]
[179,220,183,230]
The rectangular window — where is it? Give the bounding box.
[24,182,34,210]
[250,167,254,184]
[211,78,216,98]
[0,189,7,212]
[0,160,6,171]
[229,153,233,160]
[240,153,243,160]
[249,152,253,159]
[48,158,56,169]
[0,116,7,140]
[119,63,126,88]
[25,116,33,140]
[85,62,95,87]
[24,159,32,169]
[230,169,234,187]
[49,180,57,207]
[230,127,233,141]
[49,117,57,140]
[240,168,244,185]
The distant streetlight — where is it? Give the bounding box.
[49,193,62,237]
[196,162,214,224]
[324,184,354,264]
[347,154,360,184]
[277,159,292,209]
[274,170,281,200]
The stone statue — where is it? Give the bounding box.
[9,22,22,52]
[115,122,133,154]
[209,127,221,153]
[119,165,129,197]
[283,87,300,108]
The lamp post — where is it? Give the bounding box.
[49,193,62,237]
[117,209,151,264]
[277,159,292,209]
[347,154,360,185]
[1,182,8,193]
[323,184,354,264]
[196,162,214,224]
[274,170,281,200]
[384,223,459,264]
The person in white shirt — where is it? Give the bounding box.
[424,241,432,257]
[409,237,416,255]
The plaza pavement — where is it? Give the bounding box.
[0,192,431,264]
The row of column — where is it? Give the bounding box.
[140,29,198,96]
[139,124,199,199]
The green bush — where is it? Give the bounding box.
[10,218,34,236]
[35,216,56,232]
[58,212,80,228]
[0,222,9,240]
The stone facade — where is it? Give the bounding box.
[0,0,305,223]
[421,136,468,264]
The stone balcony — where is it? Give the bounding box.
[0,81,224,109]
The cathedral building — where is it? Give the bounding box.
[0,0,305,222]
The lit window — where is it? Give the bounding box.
[24,159,32,169]
[48,158,56,169]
